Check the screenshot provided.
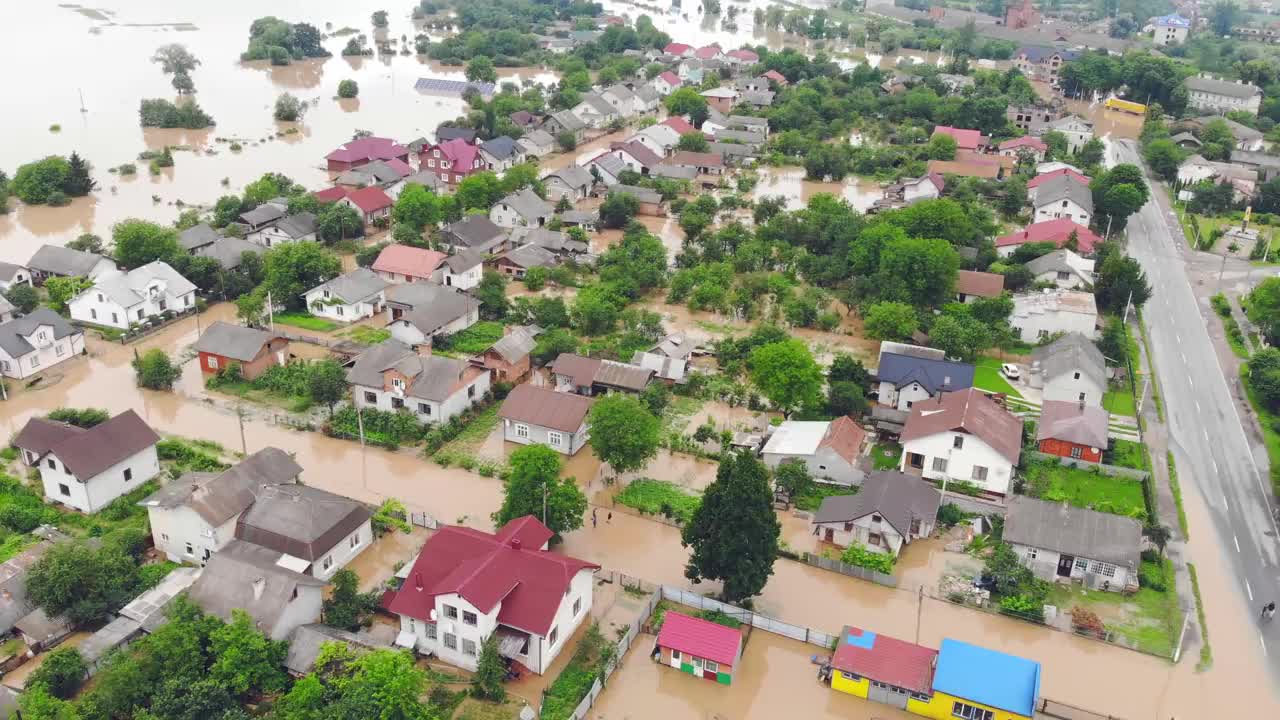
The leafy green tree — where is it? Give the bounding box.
[828,381,868,418]
[682,451,780,603]
[44,276,93,313]
[1094,244,1151,313]
[337,79,359,98]
[308,359,349,417]
[5,283,39,314]
[112,219,182,268]
[773,458,812,499]
[316,202,364,243]
[928,314,991,361]
[1247,348,1280,409]
[532,328,578,364]
[665,87,709,126]
[262,242,342,309]
[236,287,268,327]
[599,192,640,229]
[153,43,201,75]
[589,394,661,474]
[475,269,509,320]
[999,176,1027,218]
[274,93,307,121]
[150,677,236,720]
[16,683,78,720]
[134,349,182,390]
[639,381,671,416]
[1142,138,1183,183]
[465,56,498,83]
[1091,164,1149,232]
[471,635,506,701]
[1075,137,1105,168]
[27,541,140,626]
[213,195,244,227]
[393,184,442,230]
[340,649,431,719]
[863,301,919,340]
[598,226,667,296]
[209,609,288,696]
[749,339,824,415]
[1210,0,1239,35]
[873,236,961,308]
[456,171,503,211]
[926,133,957,160]
[64,152,97,197]
[66,233,105,253]
[1199,118,1235,161]
[494,444,586,539]
[677,132,711,152]
[27,647,87,700]
[1248,277,1280,343]
[322,569,380,631]
[12,156,71,204]
[372,9,389,26]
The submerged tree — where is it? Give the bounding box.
[682,451,780,603]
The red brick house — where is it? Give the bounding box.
[1036,400,1109,463]
[192,321,290,381]
[419,138,484,186]
[325,136,410,172]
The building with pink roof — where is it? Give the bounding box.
[931,125,984,152]
[325,136,410,172]
[420,138,484,186]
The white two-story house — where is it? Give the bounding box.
[13,410,161,514]
[346,339,491,425]
[387,516,599,674]
[899,388,1023,497]
[68,261,197,330]
[0,309,85,380]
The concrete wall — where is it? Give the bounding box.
[41,445,160,514]
[305,290,382,322]
[268,585,324,641]
[1032,198,1090,226]
[149,504,238,564]
[762,448,861,486]
[1011,307,1097,343]
[352,370,490,424]
[878,380,933,411]
[1041,371,1105,406]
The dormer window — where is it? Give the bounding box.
[393,378,405,391]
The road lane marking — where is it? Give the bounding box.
[1263,636,1269,657]
[1247,578,1254,601]
[1181,351,1188,363]
[1196,400,1202,413]
[1235,534,1242,553]
[1222,491,1227,509]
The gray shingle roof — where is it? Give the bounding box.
[499,188,553,223]
[1004,496,1141,568]
[579,93,618,116]
[487,325,541,363]
[0,261,26,284]
[187,540,324,630]
[15,410,159,481]
[547,165,594,190]
[499,383,594,432]
[236,484,372,561]
[274,212,317,239]
[27,245,112,277]
[444,249,484,272]
[502,243,558,270]
[1034,173,1093,213]
[0,309,81,359]
[1024,249,1086,279]
[139,447,305,527]
[550,110,586,133]
[1031,332,1105,389]
[481,136,520,161]
[444,215,506,249]
[812,471,940,537]
[384,284,476,335]
[590,153,627,180]
[1185,75,1262,100]
[90,261,197,308]
[179,223,220,251]
[286,624,388,675]
[201,237,263,270]
[346,339,475,401]
[192,321,280,362]
[612,184,663,204]
[308,268,388,304]
[1036,400,1109,448]
[239,203,287,228]
[519,130,555,152]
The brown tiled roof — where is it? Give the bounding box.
[1036,400,1109,448]
[12,418,84,458]
[955,270,1005,298]
[900,388,1023,463]
[927,159,1000,179]
[550,353,602,388]
[668,150,724,168]
[16,411,159,480]
[499,384,594,433]
[819,416,867,464]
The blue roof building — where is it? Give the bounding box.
[930,639,1042,718]
[875,353,975,411]
[1154,13,1191,28]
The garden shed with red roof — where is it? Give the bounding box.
[655,611,744,685]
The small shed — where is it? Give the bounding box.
[654,611,743,685]
[15,608,73,653]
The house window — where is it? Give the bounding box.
[869,532,883,546]
[843,522,853,532]
[419,402,431,415]
[323,555,333,570]
[548,431,563,447]
[58,483,70,497]
[124,468,132,482]
[1027,548,1038,560]
[111,313,118,324]
[161,533,169,541]
[462,639,477,656]
[425,622,437,639]
[952,701,994,720]
[1091,561,1117,577]
[185,543,194,556]
[444,605,458,619]
[444,632,457,650]
[392,397,404,409]
[468,384,476,398]
[705,660,719,673]
[1073,371,1080,380]
[1069,446,1083,459]
[515,424,529,439]
[932,457,948,473]
[185,296,191,307]
[336,306,344,316]
[47,458,56,470]
[671,649,682,661]
[408,618,416,633]
[364,391,377,403]
[548,625,559,647]
[90,309,97,320]
[350,532,361,549]
[97,293,103,302]
[952,436,964,449]
[207,355,219,369]
[908,453,924,469]
[971,466,989,482]
[55,344,65,357]
[393,377,405,391]
[573,597,582,616]
[462,611,478,626]
[428,159,435,167]
[30,356,39,368]
[1057,271,1071,281]
[1,361,8,372]
[1074,558,1088,572]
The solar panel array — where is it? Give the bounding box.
[414,77,496,96]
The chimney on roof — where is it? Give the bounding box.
[510,538,522,550]
[415,572,423,590]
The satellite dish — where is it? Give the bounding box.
[429,609,437,621]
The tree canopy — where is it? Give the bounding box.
[588,394,661,474]
[682,451,780,602]
[493,444,586,539]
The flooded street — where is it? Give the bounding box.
[753,166,886,213]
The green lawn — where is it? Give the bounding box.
[1046,557,1179,657]
[273,312,340,332]
[437,405,501,455]
[661,395,704,434]
[794,482,857,512]
[615,478,702,524]
[870,441,902,471]
[1023,459,1147,521]
[974,357,1022,398]
[1105,439,1149,471]
[341,325,391,344]
[1102,386,1137,417]
[436,321,505,355]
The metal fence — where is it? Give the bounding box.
[658,586,838,649]
[1027,451,1151,480]
[1039,697,1125,720]
[801,552,898,587]
[556,589,660,720]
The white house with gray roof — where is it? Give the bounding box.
[544,165,595,202]
[1185,74,1263,115]
[303,268,389,322]
[1040,115,1093,154]
[1029,332,1107,406]
[178,223,220,253]
[187,540,325,641]
[385,282,479,345]
[440,215,509,254]
[634,123,681,158]
[68,261,197,330]
[1025,248,1095,289]
[348,339,491,424]
[1004,496,1141,592]
[588,153,627,186]
[602,84,640,117]
[0,309,85,380]
[0,262,31,294]
[572,93,620,128]
[26,245,117,284]
[518,129,556,159]
[479,136,523,173]
[490,188,553,229]
[810,471,940,555]
[249,212,318,248]
[1032,173,1092,225]
[442,250,484,290]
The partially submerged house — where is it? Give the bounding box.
[68,261,197,329]
[655,611,743,685]
[0,309,85,381]
[371,245,448,285]
[550,353,653,395]
[1004,496,1141,592]
[235,483,374,581]
[13,410,161,514]
[810,471,940,555]
[384,283,479,346]
[761,417,867,486]
[26,245,117,284]
[472,325,541,383]
[386,516,599,674]
[347,340,491,424]
[303,268,390,322]
[498,384,594,455]
[193,321,290,380]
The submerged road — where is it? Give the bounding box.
[1113,139,1280,677]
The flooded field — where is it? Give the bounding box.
[753,166,887,213]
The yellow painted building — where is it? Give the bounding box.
[827,631,1040,720]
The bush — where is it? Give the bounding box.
[838,543,895,574]
[337,79,359,98]
[615,479,701,524]
[1138,561,1168,592]
[1070,606,1105,636]
[936,503,967,527]
[139,98,214,128]
[325,407,425,449]
[27,647,86,699]
[998,594,1044,623]
[47,407,110,428]
[133,349,181,390]
[156,438,229,473]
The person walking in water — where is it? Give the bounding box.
[592,508,598,528]
[1262,602,1277,621]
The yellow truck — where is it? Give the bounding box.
[1105,98,1147,115]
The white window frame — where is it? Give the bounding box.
[515,424,529,439]
[548,431,563,447]
[704,660,719,673]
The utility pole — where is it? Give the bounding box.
[267,291,275,332]
[236,403,247,455]
[915,585,923,644]
[542,482,548,526]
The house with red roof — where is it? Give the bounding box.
[761,69,788,86]
[995,218,1101,257]
[419,138,485,186]
[827,626,938,701]
[997,135,1049,162]
[325,136,410,172]
[1027,167,1090,193]
[725,48,759,65]
[653,71,683,96]
[340,186,394,224]
[899,387,1024,496]
[662,116,698,135]
[655,611,744,685]
[313,186,349,204]
[386,516,599,674]
[694,43,723,61]
[371,245,447,284]
[663,42,694,57]
[931,125,984,153]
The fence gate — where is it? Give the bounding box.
[409,511,437,529]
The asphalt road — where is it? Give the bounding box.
[1112,139,1280,674]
